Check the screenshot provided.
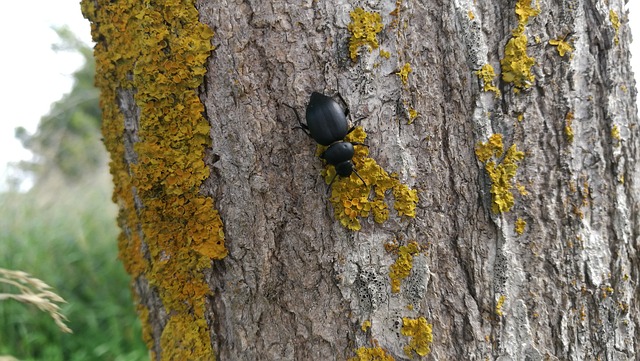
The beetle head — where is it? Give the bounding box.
[335,160,354,176]
[327,161,367,192]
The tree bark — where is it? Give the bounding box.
[83,0,639,360]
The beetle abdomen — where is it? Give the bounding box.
[305,92,349,146]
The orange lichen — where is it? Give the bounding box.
[81,0,226,359]
[137,303,153,348]
[322,127,418,231]
[160,313,213,360]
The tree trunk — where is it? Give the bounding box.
[82,0,639,359]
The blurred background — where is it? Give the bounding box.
[0,2,146,361]
[0,2,638,361]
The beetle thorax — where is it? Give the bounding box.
[322,141,355,164]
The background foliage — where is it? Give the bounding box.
[14,28,103,187]
[0,28,147,361]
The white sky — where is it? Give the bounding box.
[0,1,91,189]
[0,2,638,190]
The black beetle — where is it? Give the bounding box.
[284,92,367,190]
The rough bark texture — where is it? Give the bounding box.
[88,0,639,359]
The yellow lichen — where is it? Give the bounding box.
[565,111,574,143]
[515,0,540,23]
[500,0,540,91]
[361,320,372,332]
[348,346,395,361]
[573,204,584,220]
[602,285,614,299]
[515,217,526,235]
[496,295,506,316]
[501,34,535,90]
[379,49,391,59]
[160,314,213,360]
[611,124,621,143]
[475,134,525,213]
[397,63,412,85]
[388,241,421,293]
[347,8,384,62]
[609,10,620,46]
[516,182,529,196]
[475,133,504,163]
[389,0,402,28]
[136,304,153,357]
[475,64,501,96]
[401,317,433,358]
[579,305,586,321]
[81,1,226,359]
[549,37,573,57]
[384,239,399,253]
[468,10,475,20]
[408,108,418,124]
[323,127,418,231]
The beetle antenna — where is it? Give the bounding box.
[353,169,367,187]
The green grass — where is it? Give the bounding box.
[0,173,147,361]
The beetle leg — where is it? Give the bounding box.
[335,88,360,129]
[351,142,368,148]
[335,80,351,117]
[292,125,311,137]
[336,92,350,118]
[282,103,312,137]
[326,173,339,194]
[346,114,369,134]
